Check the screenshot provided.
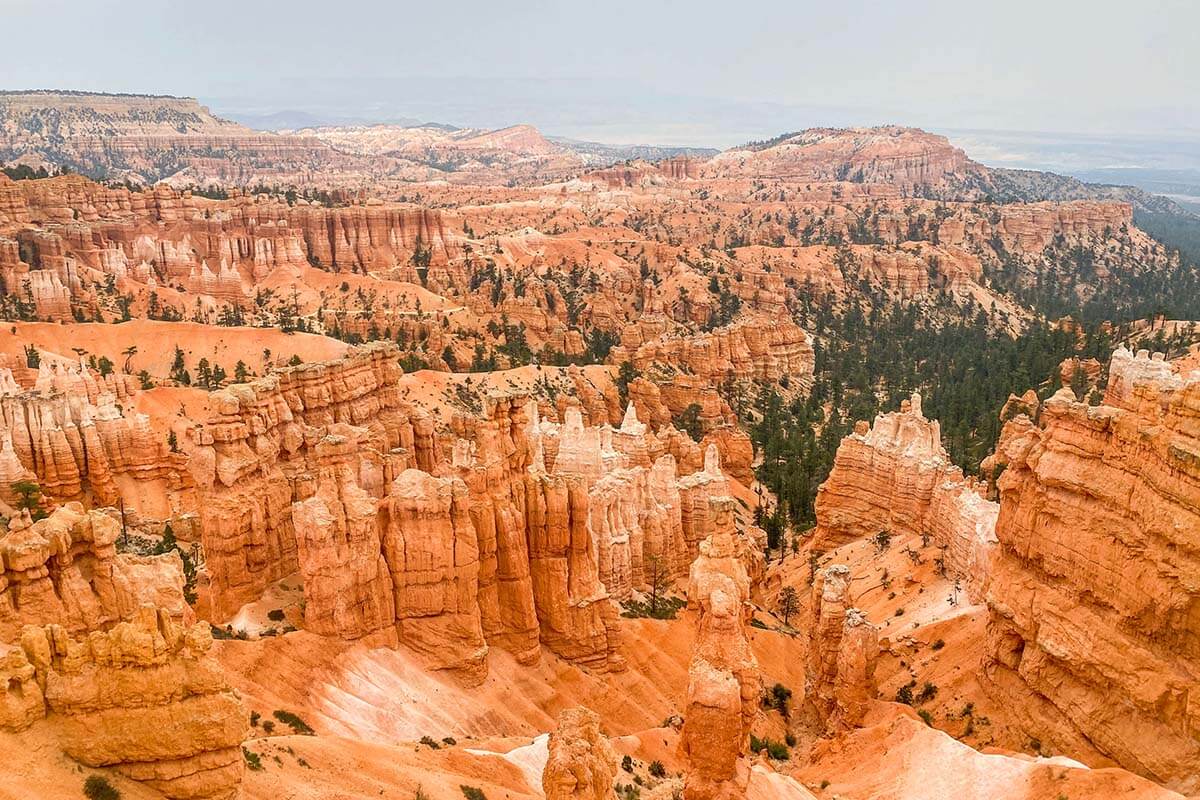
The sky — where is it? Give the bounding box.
[1,0,1196,149]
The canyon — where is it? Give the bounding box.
[0,96,1195,800]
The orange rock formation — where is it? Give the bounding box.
[983,347,1200,793]
[542,706,618,800]
[813,393,997,600]
[681,497,759,800]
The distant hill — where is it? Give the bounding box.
[548,137,719,166]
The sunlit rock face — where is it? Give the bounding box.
[983,347,1200,793]
[813,392,997,601]
[542,706,618,800]
[681,497,759,800]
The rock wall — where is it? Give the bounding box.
[681,497,759,800]
[813,393,997,601]
[542,706,618,800]
[0,173,454,316]
[0,504,191,640]
[188,342,426,618]
[804,564,879,730]
[983,348,1200,793]
[379,468,488,680]
[4,606,245,799]
[0,365,183,511]
[611,316,815,394]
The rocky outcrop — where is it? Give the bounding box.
[681,497,759,800]
[291,448,396,641]
[702,127,976,190]
[983,348,1200,793]
[830,609,879,730]
[805,564,851,723]
[804,564,879,731]
[0,372,183,511]
[379,468,488,680]
[6,605,245,799]
[611,316,815,394]
[189,342,427,618]
[0,91,345,186]
[542,706,618,800]
[0,504,191,640]
[813,393,997,600]
[0,171,455,321]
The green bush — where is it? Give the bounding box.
[243,747,264,771]
[83,776,121,800]
[420,735,440,749]
[648,760,666,778]
[461,786,487,800]
[273,709,315,735]
[765,740,789,760]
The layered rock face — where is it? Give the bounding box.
[681,498,759,800]
[291,450,397,641]
[703,126,977,190]
[189,342,427,618]
[0,363,183,512]
[0,504,191,640]
[378,468,488,679]
[542,706,618,800]
[804,565,878,730]
[983,348,1200,792]
[0,91,348,185]
[0,504,243,799]
[3,605,245,799]
[0,172,453,323]
[813,393,997,600]
[611,316,815,394]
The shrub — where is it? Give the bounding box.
[83,776,121,800]
[769,683,793,718]
[442,736,457,746]
[917,682,939,703]
[765,740,789,760]
[267,608,286,622]
[784,732,796,747]
[918,709,934,726]
[249,710,260,727]
[649,760,666,778]
[420,735,440,749]
[931,638,945,650]
[273,709,315,735]
[895,681,915,705]
[262,720,275,734]
[461,786,487,800]
[619,595,686,620]
[621,754,634,772]
[243,747,264,771]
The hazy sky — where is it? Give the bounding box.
[1,0,1196,146]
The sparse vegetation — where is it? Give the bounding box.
[83,775,121,800]
[273,709,315,735]
[243,747,264,771]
